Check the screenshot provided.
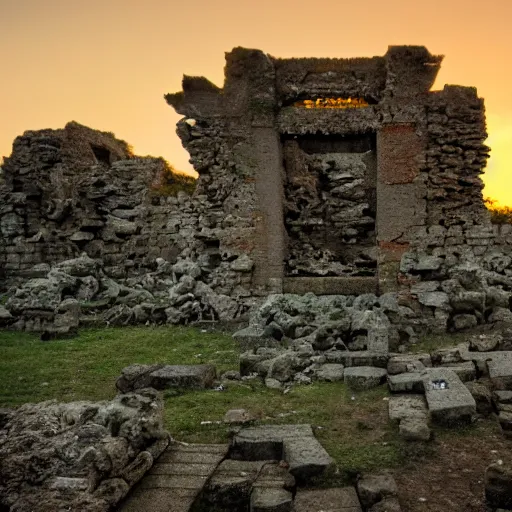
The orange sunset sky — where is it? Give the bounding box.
[1,0,511,204]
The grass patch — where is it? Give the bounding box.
[0,326,237,406]
[1,326,489,480]
[0,326,405,475]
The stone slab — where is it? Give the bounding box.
[119,488,198,512]
[488,353,512,390]
[148,364,217,389]
[231,424,313,461]
[441,361,476,382]
[330,351,388,369]
[388,395,428,422]
[283,437,334,483]
[344,367,387,390]
[250,487,293,512]
[387,372,424,393]
[423,368,476,425]
[252,463,295,490]
[121,443,227,511]
[293,487,363,511]
[387,354,431,375]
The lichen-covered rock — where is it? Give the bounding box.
[0,389,169,512]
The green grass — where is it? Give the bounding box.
[0,326,238,405]
[0,326,490,478]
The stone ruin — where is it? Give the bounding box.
[1,46,512,340]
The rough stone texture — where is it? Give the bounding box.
[344,366,387,390]
[488,353,512,390]
[485,462,512,510]
[250,487,293,512]
[120,443,228,512]
[230,424,334,483]
[357,472,399,509]
[387,372,424,393]
[116,364,216,393]
[465,381,493,416]
[315,363,345,382]
[0,389,169,512]
[293,487,363,512]
[203,459,267,509]
[3,45,508,341]
[387,354,431,375]
[423,368,476,425]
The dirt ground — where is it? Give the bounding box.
[393,419,510,512]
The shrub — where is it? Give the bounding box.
[152,159,196,196]
[485,198,512,225]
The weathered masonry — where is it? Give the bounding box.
[166,46,491,297]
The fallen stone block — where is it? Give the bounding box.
[387,354,431,375]
[330,351,389,369]
[488,353,512,390]
[204,459,266,509]
[231,424,313,461]
[250,487,293,512]
[357,472,399,509]
[423,368,476,425]
[387,372,424,393]
[388,395,428,422]
[293,487,362,512]
[315,363,345,381]
[369,496,402,511]
[399,417,431,441]
[231,424,333,484]
[116,364,216,392]
[283,437,334,483]
[344,367,387,391]
[441,361,476,382]
[234,326,282,352]
[465,381,493,416]
[485,462,512,509]
[495,390,512,404]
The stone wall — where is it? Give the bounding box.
[0,122,257,308]
[1,46,510,336]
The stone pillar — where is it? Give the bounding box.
[251,128,286,293]
[377,123,427,293]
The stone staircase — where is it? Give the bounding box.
[118,426,369,512]
[118,443,228,512]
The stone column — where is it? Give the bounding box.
[377,123,427,293]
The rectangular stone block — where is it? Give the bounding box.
[293,487,362,512]
[283,437,334,483]
[488,353,512,390]
[423,368,476,425]
[388,372,424,393]
[119,488,198,512]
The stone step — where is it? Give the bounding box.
[231,424,334,484]
[344,366,387,390]
[118,443,228,512]
[293,487,362,512]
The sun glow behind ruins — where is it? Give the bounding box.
[293,98,369,109]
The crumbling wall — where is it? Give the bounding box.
[283,139,377,277]
[1,46,510,336]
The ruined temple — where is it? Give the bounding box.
[1,46,512,336]
[166,45,492,297]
